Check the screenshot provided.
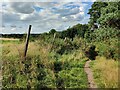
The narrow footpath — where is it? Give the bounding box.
[84,60,97,88]
[0,71,2,89]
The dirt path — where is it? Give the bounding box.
[84,60,97,88]
[0,70,2,89]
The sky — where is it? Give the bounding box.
[1,0,96,34]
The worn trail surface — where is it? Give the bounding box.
[84,60,97,88]
[0,70,2,89]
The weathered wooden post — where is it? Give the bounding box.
[24,25,32,58]
[53,33,56,42]
[64,37,67,42]
[50,33,56,51]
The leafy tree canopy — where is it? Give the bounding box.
[88,1,120,29]
[49,29,56,34]
[98,2,120,29]
[88,1,108,27]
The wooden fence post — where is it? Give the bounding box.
[24,25,32,58]
[50,33,56,51]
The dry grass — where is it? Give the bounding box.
[27,42,54,68]
[91,56,118,88]
[2,41,56,87]
[0,38,19,41]
[2,41,53,66]
[2,42,25,57]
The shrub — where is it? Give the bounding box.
[85,45,98,60]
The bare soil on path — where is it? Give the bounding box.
[0,71,2,89]
[84,60,97,89]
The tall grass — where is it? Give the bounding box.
[90,56,118,88]
[2,39,89,88]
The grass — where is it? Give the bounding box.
[2,37,119,88]
[0,39,20,44]
[2,39,89,88]
[90,56,118,88]
[57,51,88,88]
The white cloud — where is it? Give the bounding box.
[2,0,96,2]
[2,2,90,34]
[11,27,16,31]
[20,14,29,20]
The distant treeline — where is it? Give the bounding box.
[0,23,89,41]
[1,34,41,39]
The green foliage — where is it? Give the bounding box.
[88,2,108,27]
[87,27,119,60]
[98,2,120,29]
[49,29,56,35]
[2,2,119,88]
[66,28,77,41]
[59,27,78,41]
[95,39,119,60]
[73,24,89,38]
[2,39,88,88]
[90,27,119,42]
[85,1,120,60]
[55,54,88,88]
[1,39,20,44]
[2,49,56,88]
[85,45,98,60]
[58,68,88,88]
[56,41,74,55]
[59,24,89,40]
[88,1,120,29]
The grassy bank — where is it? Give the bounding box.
[1,35,119,88]
[2,41,88,88]
[90,57,118,88]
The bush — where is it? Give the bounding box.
[95,39,119,60]
[85,45,98,60]
[91,27,119,42]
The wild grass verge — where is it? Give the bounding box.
[90,56,118,88]
[2,41,88,88]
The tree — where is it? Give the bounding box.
[98,2,120,29]
[60,24,89,40]
[60,27,77,41]
[60,30,68,39]
[73,24,89,38]
[88,2,108,28]
[66,28,77,41]
[49,29,56,34]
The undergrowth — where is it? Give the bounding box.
[2,40,88,88]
